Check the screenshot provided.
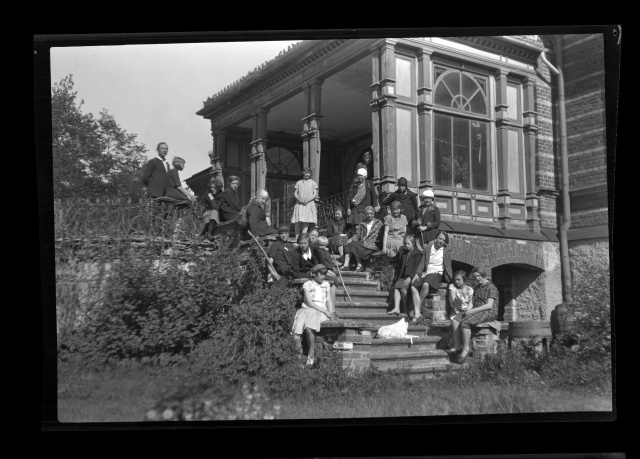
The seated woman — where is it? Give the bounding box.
[217,175,242,222]
[451,267,499,364]
[199,177,223,240]
[382,201,408,257]
[326,205,349,259]
[340,206,383,272]
[409,230,452,324]
[292,264,337,366]
[388,235,423,316]
[163,157,196,203]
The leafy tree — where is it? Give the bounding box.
[51,75,147,200]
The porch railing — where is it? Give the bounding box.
[316,191,350,230]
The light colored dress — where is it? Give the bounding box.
[291,179,318,224]
[291,279,330,334]
[448,284,474,313]
[384,214,408,257]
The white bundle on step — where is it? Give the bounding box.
[376,318,421,344]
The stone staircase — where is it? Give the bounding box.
[321,270,467,378]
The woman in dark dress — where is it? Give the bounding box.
[346,168,379,225]
[217,175,242,222]
[387,235,423,315]
[340,206,383,272]
[415,188,441,250]
[199,177,223,240]
[451,267,499,364]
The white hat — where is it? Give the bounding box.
[357,168,368,177]
[421,189,434,198]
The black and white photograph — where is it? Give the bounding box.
[37,27,620,444]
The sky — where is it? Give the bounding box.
[50,40,302,185]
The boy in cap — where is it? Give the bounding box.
[292,264,338,365]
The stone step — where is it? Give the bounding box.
[371,336,440,353]
[332,279,381,291]
[336,313,417,327]
[370,349,451,369]
[335,290,389,303]
[335,302,400,314]
[335,271,370,280]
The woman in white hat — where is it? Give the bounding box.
[346,167,379,226]
[415,189,441,250]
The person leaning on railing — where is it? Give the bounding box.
[199,177,223,240]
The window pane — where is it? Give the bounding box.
[434,113,452,186]
[471,121,489,191]
[461,73,479,100]
[434,71,460,108]
[468,92,487,115]
[452,117,471,188]
[507,84,519,120]
[395,57,412,97]
[507,129,521,193]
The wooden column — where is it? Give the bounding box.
[250,109,269,197]
[301,79,323,185]
[369,45,382,187]
[211,129,226,185]
[417,47,434,192]
[522,76,540,232]
[378,40,398,195]
[495,69,512,229]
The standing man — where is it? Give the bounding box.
[141,142,171,198]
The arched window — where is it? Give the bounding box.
[433,67,490,191]
[265,147,301,176]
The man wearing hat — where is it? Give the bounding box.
[346,167,379,225]
[415,189,441,249]
[267,224,294,287]
[381,177,419,235]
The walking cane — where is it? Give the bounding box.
[247,229,278,278]
[334,262,353,304]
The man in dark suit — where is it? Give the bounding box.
[141,142,171,198]
[141,142,171,232]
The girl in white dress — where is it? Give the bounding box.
[291,167,318,237]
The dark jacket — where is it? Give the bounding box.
[163,169,187,200]
[317,248,336,272]
[351,218,383,250]
[246,199,278,237]
[418,204,441,243]
[290,246,322,278]
[346,179,379,215]
[218,189,242,222]
[382,189,419,223]
[326,217,347,238]
[273,242,296,276]
[395,246,424,280]
[200,189,221,211]
[141,157,169,198]
[418,240,453,283]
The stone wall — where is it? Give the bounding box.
[568,238,611,286]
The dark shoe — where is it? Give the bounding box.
[457,352,469,364]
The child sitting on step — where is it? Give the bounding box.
[316,236,339,277]
[292,264,337,366]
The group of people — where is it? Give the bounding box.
[141,145,499,366]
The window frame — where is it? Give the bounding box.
[431,60,493,195]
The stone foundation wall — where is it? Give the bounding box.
[315,326,372,370]
[568,238,610,286]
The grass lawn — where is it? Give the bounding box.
[56,363,612,422]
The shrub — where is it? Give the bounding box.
[188,281,301,383]
[59,246,255,367]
